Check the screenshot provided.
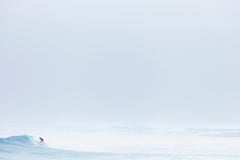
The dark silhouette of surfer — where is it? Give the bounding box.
[39,137,44,143]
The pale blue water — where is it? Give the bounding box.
[1,128,240,160]
[0,135,116,160]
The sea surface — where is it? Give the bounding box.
[1,126,240,160]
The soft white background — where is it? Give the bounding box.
[1,0,240,128]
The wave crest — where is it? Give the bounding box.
[0,135,34,145]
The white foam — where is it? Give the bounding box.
[43,127,240,155]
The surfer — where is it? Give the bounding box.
[39,137,44,143]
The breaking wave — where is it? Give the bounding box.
[0,135,110,160]
[1,133,240,160]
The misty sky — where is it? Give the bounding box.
[1,0,240,127]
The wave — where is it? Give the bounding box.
[0,135,34,145]
[0,135,36,153]
[0,135,117,160]
[1,135,240,160]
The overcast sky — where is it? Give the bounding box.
[1,0,240,128]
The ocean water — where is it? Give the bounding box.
[1,127,240,160]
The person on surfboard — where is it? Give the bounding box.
[39,137,44,143]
